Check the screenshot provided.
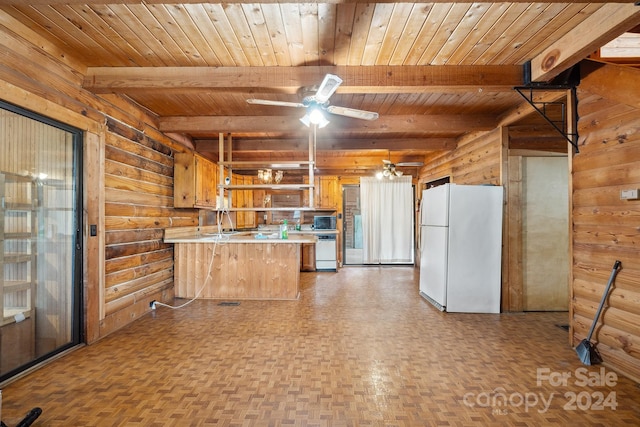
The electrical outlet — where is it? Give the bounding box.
[620,189,639,200]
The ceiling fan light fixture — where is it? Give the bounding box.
[247,74,378,126]
[377,157,409,180]
[300,109,329,128]
[299,114,310,127]
[309,108,325,124]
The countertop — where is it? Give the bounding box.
[257,225,339,235]
[164,230,318,244]
[164,225,338,243]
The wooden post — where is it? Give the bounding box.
[566,87,577,346]
[218,132,224,210]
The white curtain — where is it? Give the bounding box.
[360,176,414,264]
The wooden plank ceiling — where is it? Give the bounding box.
[2,1,639,175]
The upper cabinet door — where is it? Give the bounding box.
[173,152,217,209]
[316,176,339,209]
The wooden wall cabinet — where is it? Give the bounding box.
[174,152,258,229]
[174,152,218,208]
[1,172,37,372]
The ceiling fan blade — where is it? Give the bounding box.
[246,99,305,108]
[382,159,392,165]
[326,105,379,121]
[396,162,424,167]
[314,74,343,103]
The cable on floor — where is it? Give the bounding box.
[153,206,234,311]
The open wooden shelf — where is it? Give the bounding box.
[208,207,319,212]
[217,184,314,190]
[218,160,314,170]
[217,132,316,211]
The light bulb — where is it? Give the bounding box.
[309,109,324,124]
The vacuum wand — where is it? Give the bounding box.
[575,260,621,365]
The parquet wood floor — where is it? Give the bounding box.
[2,266,640,426]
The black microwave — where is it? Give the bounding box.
[314,215,337,230]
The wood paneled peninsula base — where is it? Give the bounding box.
[164,226,317,300]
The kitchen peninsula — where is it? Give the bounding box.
[164,226,318,300]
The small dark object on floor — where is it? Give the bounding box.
[218,301,240,306]
[1,407,42,427]
[556,324,569,331]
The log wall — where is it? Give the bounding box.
[102,119,197,322]
[417,128,504,187]
[571,62,640,381]
[0,14,196,343]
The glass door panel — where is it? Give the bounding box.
[1,102,82,382]
[343,185,363,265]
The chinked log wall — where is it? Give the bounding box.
[571,62,640,381]
[0,15,194,343]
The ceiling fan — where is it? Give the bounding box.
[377,159,424,179]
[246,74,379,128]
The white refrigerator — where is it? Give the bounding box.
[419,184,503,313]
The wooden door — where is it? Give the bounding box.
[522,157,569,311]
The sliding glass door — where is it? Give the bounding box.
[343,185,363,265]
[0,101,82,382]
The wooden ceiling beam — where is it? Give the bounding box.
[530,3,640,82]
[212,154,427,174]
[195,137,456,153]
[160,114,496,134]
[196,148,428,175]
[226,153,427,167]
[509,137,568,152]
[84,65,523,94]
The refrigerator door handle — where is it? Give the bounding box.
[417,217,422,251]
